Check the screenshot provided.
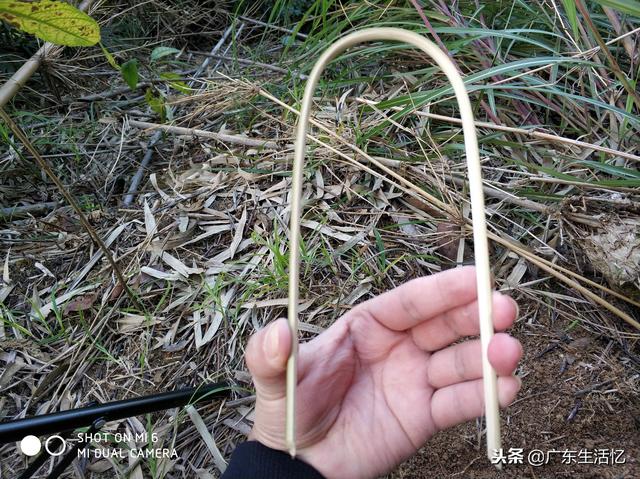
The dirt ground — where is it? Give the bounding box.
[393,299,640,479]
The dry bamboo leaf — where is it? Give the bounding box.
[34,284,97,318]
[128,448,144,479]
[161,252,203,277]
[140,266,182,282]
[186,405,227,473]
[178,224,232,248]
[340,281,372,306]
[301,219,355,242]
[0,250,12,304]
[298,322,325,334]
[241,298,313,311]
[119,313,157,332]
[144,199,157,239]
[195,470,215,479]
[505,257,528,289]
[177,214,189,233]
[195,299,226,349]
[228,208,247,260]
[150,173,171,201]
[222,417,252,435]
[69,222,130,290]
[87,460,113,473]
[34,262,55,279]
[0,358,24,388]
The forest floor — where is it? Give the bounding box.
[1,1,639,478]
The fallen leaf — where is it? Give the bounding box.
[63,293,98,313]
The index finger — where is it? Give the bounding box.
[353,266,480,331]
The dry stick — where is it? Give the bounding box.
[237,14,309,39]
[575,0,640,112]
[123,130,162,206]
[287,28,501,465]
[191,24,236,82]
[0,0,95,108]
[204,23,246,80]
[355,97,640,163]
[0,108,141,310]
[126,120,278,149]
[0,201,59,218]
[191,52,308,80]
[254,84,640,313]
[445,175,602,227]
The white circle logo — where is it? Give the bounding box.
[44,435,67,457]
[20,435,42,456]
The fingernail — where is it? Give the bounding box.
[266,321,281,361]
[513,374,522,389]
[511,298,520,319]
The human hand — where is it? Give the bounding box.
[245,266,522,479]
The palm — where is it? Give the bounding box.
[298,322,435,478]
[247,267,522,479]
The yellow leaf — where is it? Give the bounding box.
[0,0,100,47]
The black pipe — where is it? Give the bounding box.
[0,382,231,444]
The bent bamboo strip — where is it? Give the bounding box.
[287,28,501,464]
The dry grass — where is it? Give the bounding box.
[1,1,639,477]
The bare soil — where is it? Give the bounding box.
[393,300,640,478]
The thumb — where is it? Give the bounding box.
[245,318,292,399]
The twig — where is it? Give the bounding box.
[123,130,161,206]
[126,119,278,149]
[190,52,307,80]
[191,24,236,83]
[237,14,308,39]
[0,0,95,108]
[445,175,602,228]
[0,201,59,218]
[574,379,614,397]
[207,23,247,79]
[0,108,142,311]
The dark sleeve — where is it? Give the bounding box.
[221,441,325,479]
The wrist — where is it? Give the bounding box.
[248,427,328,477]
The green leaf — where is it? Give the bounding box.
[159,72,190,94]
[121,59,139,89]
[150,46,181,62]
[561,0,580,38]
[100,43,120,70]
[145,88,166,122]
[593,0,640,16]
[0,0,100,46]
[576,160,640,178]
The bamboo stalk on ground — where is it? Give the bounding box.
[126,120,278,149]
